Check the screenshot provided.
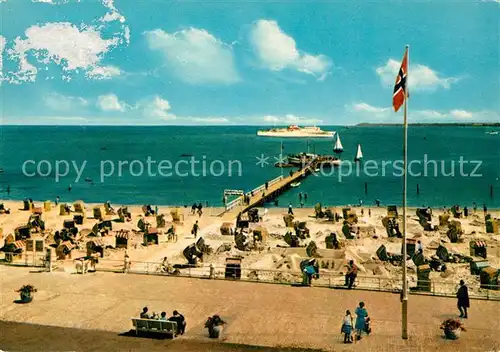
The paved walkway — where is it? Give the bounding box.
[1,265,499,351]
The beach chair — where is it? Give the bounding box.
[60,204,70,216]
[376,245,390,261]
[23,200,32,211]
[73,201,85,214]
[44,200,52,212]
[170,208,183,222]
[104,202,116,215]
[156,214,166,228]
[93,207,103,221]
[220,222,233,236]
[138,218,148,232]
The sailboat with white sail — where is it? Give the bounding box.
[333,134,343,153]
[354,144,363,162]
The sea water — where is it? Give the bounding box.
[0,125,499,208]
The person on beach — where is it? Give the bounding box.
[123,252,131,273]
[345,260,358,289]
[341,310,354,343]
[197,203,203,217]
[483,203,487,215]
[375,199,380,207]
[473,202,477,213]
[416,240,424,254]
[192,220,199,238]
[191,203,197,215]
[304,193,308,202]
[140,307,150,319]
[299,192,302,202]
[355,302,369,340]
[368,209,371,217]
[68,184,72,192]
[456,280,470,319]
[159,312,168,321]
[169,310,186,335]
[6,185,10,195]
[288,202,294,215]
[300,201,304,208]
[55,196,60,205]
[464,206,469,217]
[361,208,364,216]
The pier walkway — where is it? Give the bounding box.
[221,157,320,220]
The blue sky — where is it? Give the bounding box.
[0,0,499,125]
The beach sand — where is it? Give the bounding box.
[1,266,499,352]
[1,199,498,294]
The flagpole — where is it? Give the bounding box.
[401,44,409,340]
[280,140,284,178]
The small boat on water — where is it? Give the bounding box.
[180,153,193,157]
[287,153,317,166]
[290,182,301,188]
[333,134,343,153]
[354,144,363,162]
[0,168,3,173]
[486,131,499,135]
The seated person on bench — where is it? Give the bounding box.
[140,307,150,319]
[168,310,186,335]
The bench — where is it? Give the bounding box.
[131,318,177,338]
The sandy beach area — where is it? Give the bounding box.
[1,199,499,293]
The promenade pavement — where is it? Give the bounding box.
[1,265,499,351]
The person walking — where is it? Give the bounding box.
[304,192,308,202]
[345,260,358,289]
[355,302,369,341]
[483,203,488,216]
[341,310,354,343]
[416,240,424,255]
[288,202,294,215]
[473,202,477,213]
[456,280,470,319]
[192,220,199,238]
[299,192,302,202]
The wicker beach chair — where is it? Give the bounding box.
[73,201,85,214]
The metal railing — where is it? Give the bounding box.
[3,253,498,300]
[90,258,500,300]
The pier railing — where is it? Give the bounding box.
[3,253,498,300]
[225,175,284,212]
[86,258,500,300]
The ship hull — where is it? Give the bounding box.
[257,131,335,138]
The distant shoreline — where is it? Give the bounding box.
[356,122,500,127]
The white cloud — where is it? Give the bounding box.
[352,102,389,113]
[45,92,88,111]
[6,22,121,83]
[97,94,126,112]
[4,0,129,84]
[0,35,6,80]
[144,28,240,84]
[262,114,323,125]
[449,109,473,119]
[86,65,121,80]
[191,117,229,124]
[414,109,475,119]
[376,59,459,91]
[347,102,486,122]
[249,20,332,80]
[137,96,176,120]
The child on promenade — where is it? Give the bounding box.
[341,310,353,343]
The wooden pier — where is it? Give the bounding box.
[221,157,320,220]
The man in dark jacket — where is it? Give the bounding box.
[456,280,470,318]
[169,310,186,335]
